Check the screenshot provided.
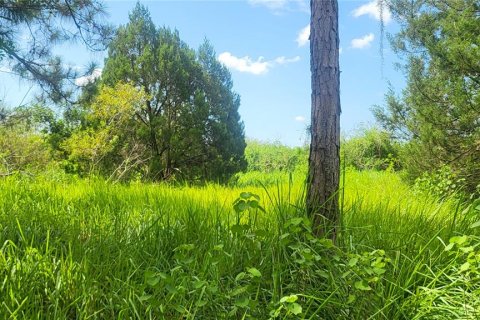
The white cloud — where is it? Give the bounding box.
[352,0,392,24]
[274,56,301,64]
[339,47,343,54]
[351,33,375,49]
[248,0,308,13]
[248,0,288,10]
[0,66,12,73]
[75,68,102,86]
[218,52,300,75]
[296,25,310,47]
[294,115,306,122]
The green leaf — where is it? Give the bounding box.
[144,271,160,287]
[316,270,329,279]
[280,294,298,303]
[247,200,259,208]
[173,304,186,313]
[288,302,302,315]
[444,242,455,251]
[460,246,474,253]
[459,262,470,272]
[247,267,262,278]
[354,280,371,291]
[287,217,303,226]
[235,272,246,282]
[449,235,468,245]
[193,279,207,289]
[347,294,356,304]
[233,200,248,213]
[235,296,250,308]
[319,238,334,248]
[174,243,195,251]
[213,244,224,251]
[348,257,359,267]
[469,220,480,229]
[138,294,152,302]
[230,285,249,297]
[240,192,251,199]
[372,267,386,275]
[195,300,208,307]
[231,224,247,234]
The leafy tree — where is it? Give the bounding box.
[0,0,112,102]
[374,0,480,193]
[197,40,247,181]
[307,0,341,239]
[62,82,148,180]
[85,3,245,182]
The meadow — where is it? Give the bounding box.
[0,169,479,319]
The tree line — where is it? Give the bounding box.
[1,3,246,183]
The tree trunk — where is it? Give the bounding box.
[307,0,341,240]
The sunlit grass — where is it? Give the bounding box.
[0,170,478,318]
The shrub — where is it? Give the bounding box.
[342,127,401,171]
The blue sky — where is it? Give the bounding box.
[0,0,405,146]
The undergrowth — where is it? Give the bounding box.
[0,170,479,319]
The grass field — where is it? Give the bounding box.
[0,170,479,319]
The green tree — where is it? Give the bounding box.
[63,82,149,180]
[374,0,480,193]
[87,3,245,182]
[197,40,247,181]
[0,0,112,102]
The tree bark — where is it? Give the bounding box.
[307,0,341,239]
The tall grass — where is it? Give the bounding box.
[0,170,478,319]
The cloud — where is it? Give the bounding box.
[248,0,308,13]
[248,0,288,10]
[339,47,343,54]
[0,66,12,73]
[352,0,392,24]
[75,68,102,86]
[274,56,301,64]
[296,25,310,47]
[351,33,375,49]
[218,52,300,75]
[294,115,306,122]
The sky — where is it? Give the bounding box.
[0,0,405,146]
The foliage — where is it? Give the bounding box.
[0,0,113,102]
[342,127,401,171]
[1,170,478,318]
[374,0,480,194]
[94,3,246,182]
[62,82,149,180]
[0,105,54,174]
[232,140,307,187]
[413,165,467,200]
[245,139,307,173]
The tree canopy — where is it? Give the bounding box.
[67,3,246,182]
[0,0,112,102]
[374,0,480,193]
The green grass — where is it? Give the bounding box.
[0,170,479,319]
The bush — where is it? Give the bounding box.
[342,127,401,171]
[244,140,307,173]
[413,165,467,200]
[0,105,54,174]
